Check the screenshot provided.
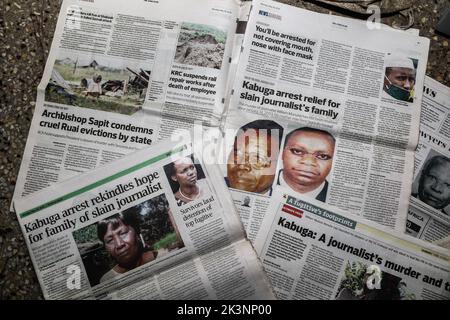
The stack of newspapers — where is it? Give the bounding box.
[11,0,449,300]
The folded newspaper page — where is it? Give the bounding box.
[254,186,450,300]
[12,0,247,210]
[434,236,450,250]
[219,0,430,238]
[406,76,450,245]
[13,135,275,300]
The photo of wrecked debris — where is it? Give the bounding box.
[175,23,227,69]
[45,55,150,115]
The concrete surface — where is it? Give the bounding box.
[0,0,449,299]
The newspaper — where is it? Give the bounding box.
[254,186,450,300]
[219,0,430,239]
[13,134,275,300]
[11,0,248,210]
[406,76,450,245]
[434,236,450,250]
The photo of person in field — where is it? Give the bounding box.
[73,194,184,286]
[45,54,151,115]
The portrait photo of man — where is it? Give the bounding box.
[278,127,335,202]
[382,55,417,103]
[241,196,251,207]
[412,155,450,214]
[226,120,284,195]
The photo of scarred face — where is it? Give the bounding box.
[226,120,284,195]
[172,157,198,190]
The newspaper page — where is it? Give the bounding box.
[434,236,450,250]
[223,0,252,117]
[13,134,275,300]
[407,76,450,245]
[219,0,430,239]
[254,186,450,300]
[11,0,243,210]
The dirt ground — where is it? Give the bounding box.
[0,0,449,299]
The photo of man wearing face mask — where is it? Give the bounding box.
[382,55,417,103]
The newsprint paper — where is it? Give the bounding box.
[12,0,248,210]
[219,0,430,239]
[13,136,275,300]
[254,186,450,300]
[406,76,450,246]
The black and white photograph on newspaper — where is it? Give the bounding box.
[411,149,450,216]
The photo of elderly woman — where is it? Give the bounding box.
[73,194,184,286]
